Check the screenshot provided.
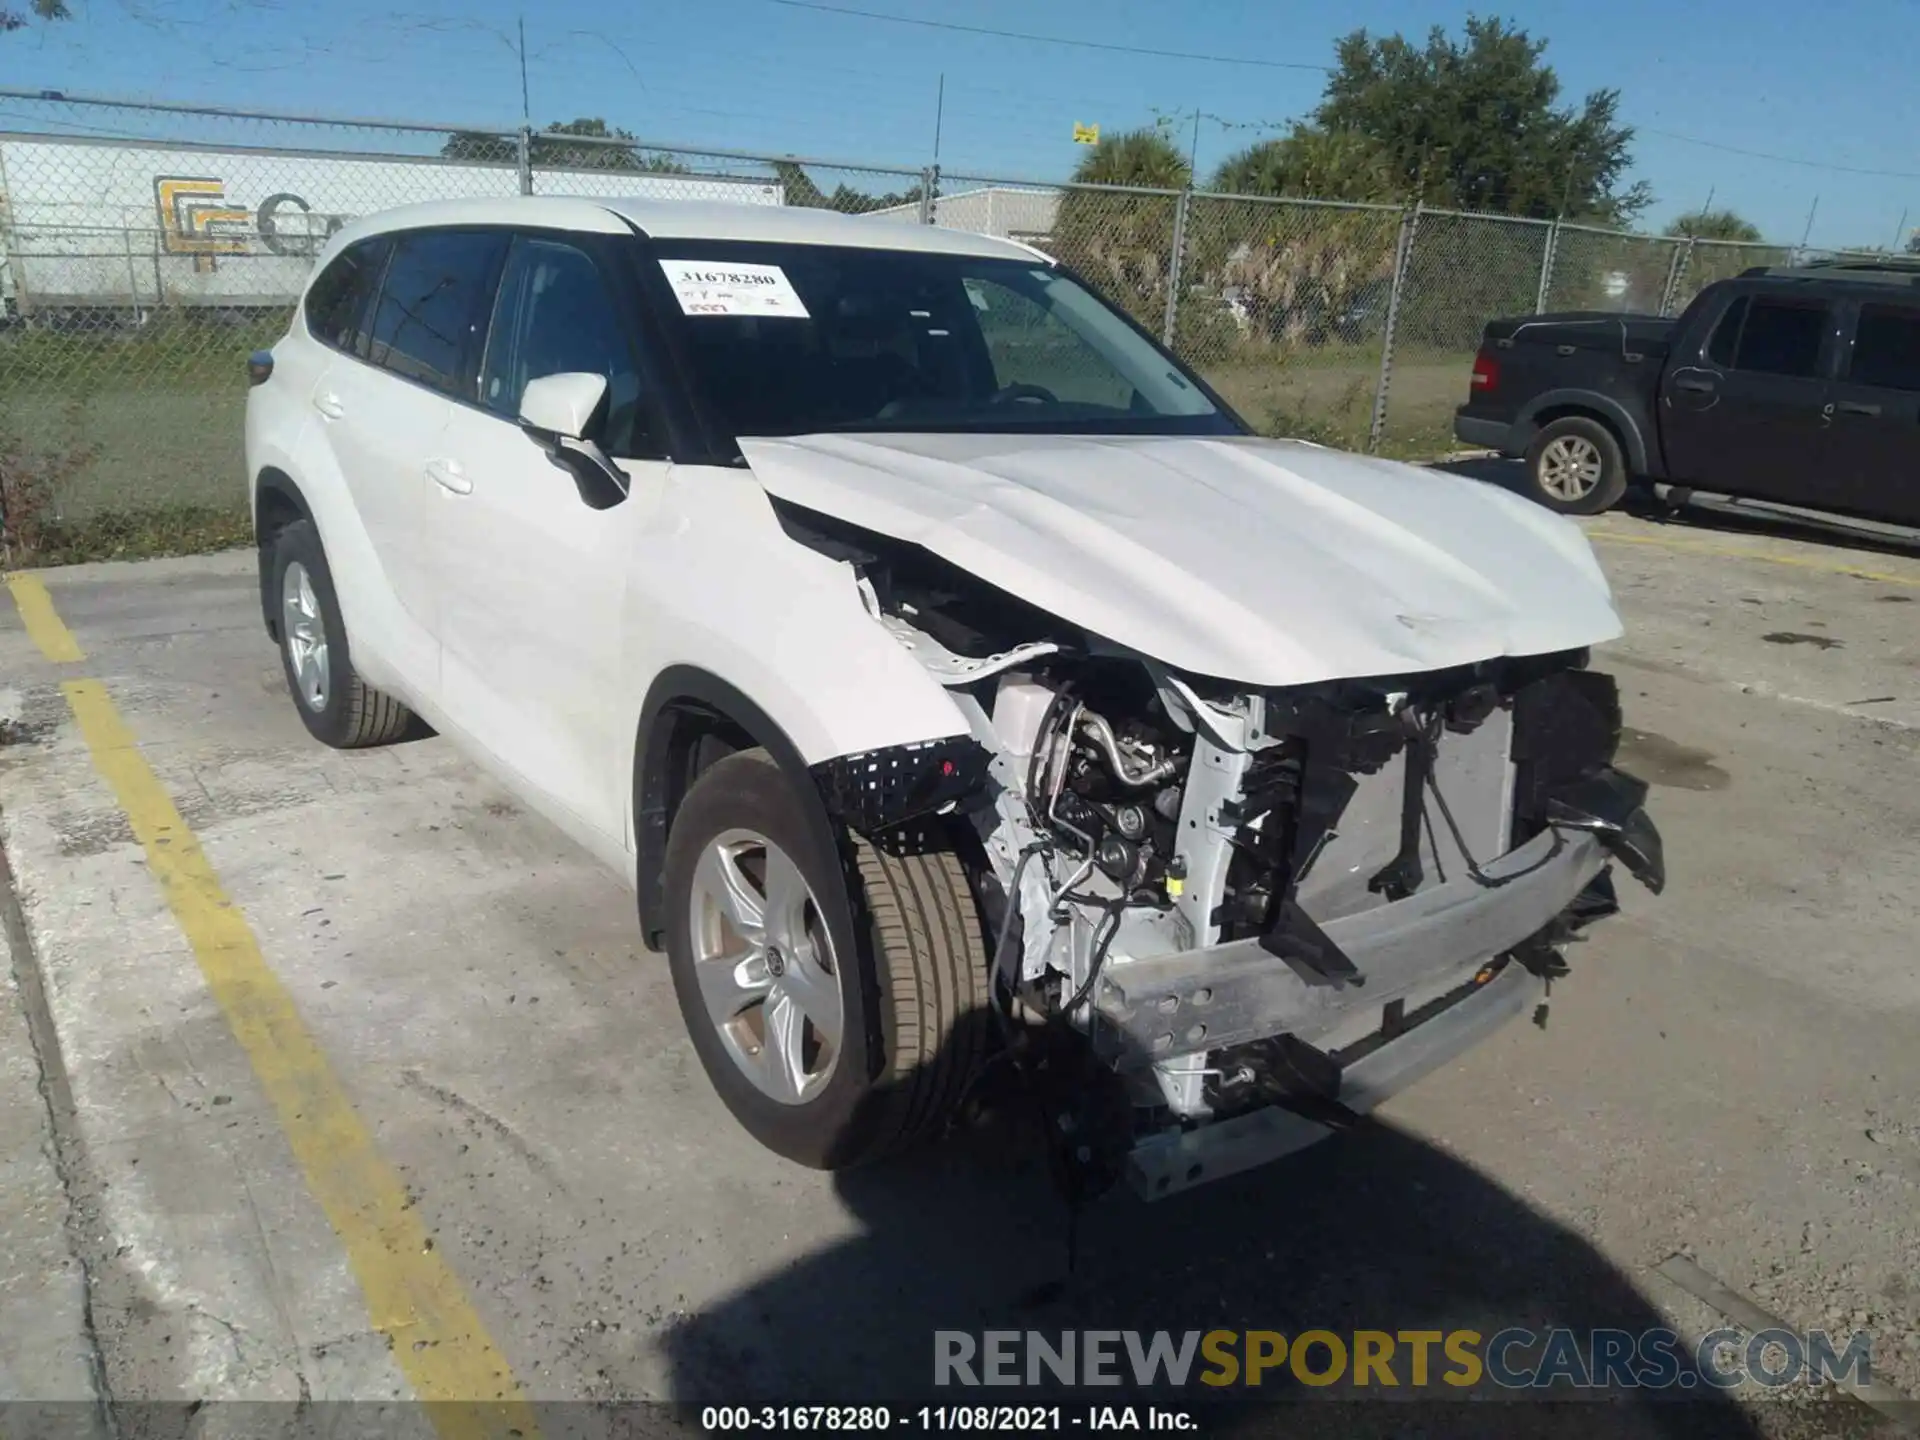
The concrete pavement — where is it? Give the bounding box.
[0,510,1916,1434]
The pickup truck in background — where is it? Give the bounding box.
[1452,257,1920,522]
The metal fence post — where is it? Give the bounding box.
[919,165,938,224]
[1161,189,1190,349]
[1367,202,1420,455]
[1660,237,1694,317]
[1534,219,1560,314]
[517,126,533,195]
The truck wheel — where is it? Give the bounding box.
[271,520,414,748]
[663,749,989,1170]
[1523,416,1629,515]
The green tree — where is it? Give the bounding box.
[773,161,922,214]
[1,0,68,30]
[1209,128,1396,204]
[1069,127,1191,190]
[1310,16,1649,223]
[1664,209,1762,242]
[532,118,687,173]
[441,118,689,173]
[1052,129,1190,325]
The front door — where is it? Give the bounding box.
[434,234,669,843]
[1661,291,1836,506]
[1822,298,1920,525]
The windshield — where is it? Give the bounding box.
[643,240,1241,439]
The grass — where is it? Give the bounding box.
[0,318,1475,568]
[15,503,254,567]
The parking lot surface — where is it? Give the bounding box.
[2,503,1917,1433]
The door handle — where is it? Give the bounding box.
[312,392,345,420]
[425,458,472,495]
[1835,401,1882,417]
[1672,376,1716,394]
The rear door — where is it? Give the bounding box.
[313,227,506,693]
[1660,290,1837,504]
[432,233,670,843]
[1823,297,1920,524]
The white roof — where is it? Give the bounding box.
[321,194,1046,265]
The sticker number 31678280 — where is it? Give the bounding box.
[657,259,811,318]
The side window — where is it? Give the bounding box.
[479,238,650,456]
[1849,304,1920,392]
[365,230,506,396]
[1727,297,1828,379]
[303,237,388,353]
[963,276,1135,410]
[1705,295,1747,368]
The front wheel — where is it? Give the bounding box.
[662,749,989,1169]
[1523,416,1629,515]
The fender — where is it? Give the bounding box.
[631,665,843,949]
[252,467,314,639]
[1514,388,1655,476]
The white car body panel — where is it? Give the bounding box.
[737,432,1622,686]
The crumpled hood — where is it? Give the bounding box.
[738,432,1622,686]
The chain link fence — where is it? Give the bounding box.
[0,87,1880,558]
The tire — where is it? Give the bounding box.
[271,519,413,748]
[1522,415,1629,515]
[663,749,989,1169]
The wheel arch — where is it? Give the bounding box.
[253,467,314,641]
[1515,391,1648,475]
[632,665,842,951]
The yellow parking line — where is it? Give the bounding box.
[1589,529,1920,588]
[5,575,87,662]
[60,678,539,1440]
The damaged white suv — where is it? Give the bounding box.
[245,196,1662,1198]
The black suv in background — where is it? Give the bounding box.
[1453,258,1920,521]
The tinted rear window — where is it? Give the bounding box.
[304,237,388,353]
[1850,304,1920,392]
[366,230,507,395]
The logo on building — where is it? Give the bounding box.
[153,176,252,272]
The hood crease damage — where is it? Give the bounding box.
[740,431,1623,687]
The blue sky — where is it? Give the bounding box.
[7,0,1917,248]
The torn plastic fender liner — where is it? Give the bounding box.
[1544,765,1666,895]
[810,736,995,837]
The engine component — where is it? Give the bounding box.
[1076,710,1179,788]
[1094,833,1138,882]
[1113,802,1149,841]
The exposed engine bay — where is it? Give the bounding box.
[789,498,1665,1200]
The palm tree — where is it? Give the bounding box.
[1664,209,1763,243]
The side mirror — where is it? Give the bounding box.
[517,372,627,511]
[518,371,608,443]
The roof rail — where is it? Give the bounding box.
[1740,257,1920,287]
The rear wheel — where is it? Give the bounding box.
[663,749,989,1169]
[271,520,413,748]
[1523,416,1629,515]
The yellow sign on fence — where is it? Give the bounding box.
[1072,123,1100,145]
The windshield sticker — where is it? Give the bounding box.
[658,260,811,318]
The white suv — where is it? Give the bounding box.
[245,196,1662,1198]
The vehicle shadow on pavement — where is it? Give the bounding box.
[1437,456,1920,563]
[658,1014,1767,1439]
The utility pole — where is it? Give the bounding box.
[1188,107,1201,179]
[1798,195,1820,256]
[1893,207,1910,253]
[517,15,532,130]
[931,73,944,166]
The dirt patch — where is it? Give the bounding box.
[1762,631,1845,650]
[1617,728,1732,792]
